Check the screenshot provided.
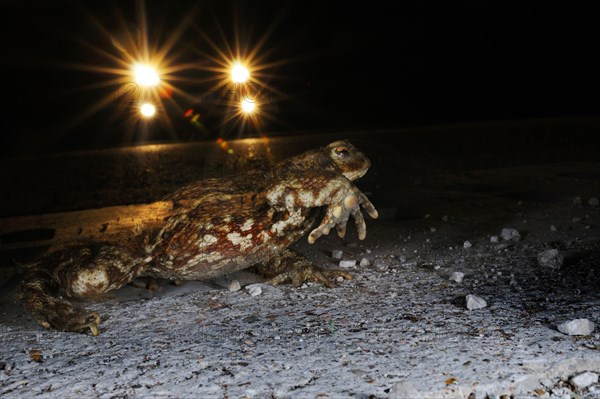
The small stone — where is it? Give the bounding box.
[372,258,389,271]
[551,387,573,397]
[331,250,344,259]
[557,318,595,335]
[359,257,371,267]
[572,217,582,222]
[247,284,263,297]
[501,228,521,241]
[339,259,357,268]
[573,196,582,205]
[449,271,465,283]
[229,280,241,292]
[463,240,472,249]
[389,381,421,399]
[466,294,487,310]
[442,215,449,222]
[537,249,564,270]
[430,227,437,232]
[490,235,499,243]
[588,197,599,207]
[550,225,558,232]
[570,371,599,390]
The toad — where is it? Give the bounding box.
[21,140,378,335]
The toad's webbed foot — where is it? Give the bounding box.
[257,248,352,288]
[308,188,378,244]
[22,289,101,336]
[266,265,352,288]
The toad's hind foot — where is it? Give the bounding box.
[22,288,101,336]
[257,248,352,288]
[266,265,352,288]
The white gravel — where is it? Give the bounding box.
[359,257,371,267]
[465,294,487,310]
[246,284,263,297]
[571,371,599,390]
[537,249,564,270]
[338,259,356,268]
[449,271,465,283]
[557,319,595,336]
[501,227,521,241]
[229,280,241,292]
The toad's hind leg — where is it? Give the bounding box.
[258,248,352,288]
[21,244,146,335]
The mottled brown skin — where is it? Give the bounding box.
[21,140,378,335]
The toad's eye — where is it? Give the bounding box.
[334,146,350,157]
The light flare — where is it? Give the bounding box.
[140,102,156,117]
[240,98,256,114]
[231,62,250,83]
[134,64,160,87]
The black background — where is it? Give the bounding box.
[1,1,599,157]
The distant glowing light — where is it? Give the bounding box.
[134,64,160,87]
[231,62,250,83]
[140,103,156,117]
[240,98,256,114]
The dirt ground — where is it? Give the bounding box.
[1,120,599,398]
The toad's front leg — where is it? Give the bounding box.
[266,172,378,244]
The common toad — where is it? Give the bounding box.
[21,140,378,335]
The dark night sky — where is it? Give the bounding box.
[1,1,599,157]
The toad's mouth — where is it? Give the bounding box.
[343,167,369,181]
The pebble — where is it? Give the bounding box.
[372,258,389,271]
[229,280,241,292]
[430,227,437,232]
[449,271,465,283]
[588,197,599,207]
[463,240,472,249]
[501,228,521,241]
[557,318,595,336]
[332,250,344,259]
[442,215,449,222]
[359,257,371,267]
[389,381,421,399]
[550,225,557,232]
[339,259,357,268]
[246,284,263,297]
[490,235,499,243]
[572,217,582,222]
[573,196,582,205]
[466,294,487,310]
[537,249,564,270]
[551,387,573,397]
[570,371,599,390]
